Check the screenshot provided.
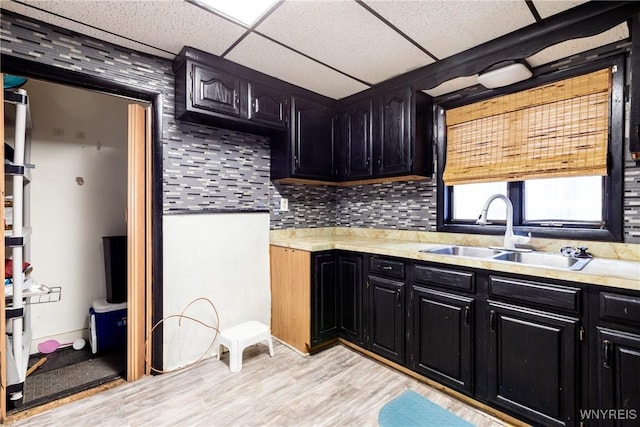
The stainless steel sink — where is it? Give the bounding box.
[421,245,592,271]
[492,251,591,271]
[422,246,503,258]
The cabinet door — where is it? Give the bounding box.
[311,254,338,347]
[291,97,336,180]
[368,275,405,364]
[596,327,640,425]
[338,254,364,344]
[412,286,473,394]
[248,83,287,127]
[191,63,242,116]
[487,301,579,427]
[341,99,373,180]
[377,88,412,176]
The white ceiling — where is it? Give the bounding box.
[0,0,630,100]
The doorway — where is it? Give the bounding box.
[1,68,160,421]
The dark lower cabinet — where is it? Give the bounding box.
[306,253,640,427]
[487,301,579,427]
[595,328,640,426]
[338,254,364,345]
[412,286,473,395]
[311,253,338,347]
[368,275,405,365]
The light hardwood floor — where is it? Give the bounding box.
[11,341,507,426]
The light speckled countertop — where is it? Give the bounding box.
[271,228,640,292]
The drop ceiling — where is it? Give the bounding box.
[0,0,630,100]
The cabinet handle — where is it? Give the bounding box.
[464,306,470,327]
[396,290,402,307]
[490,310,496,332]
[379,265,392,271]
[603,340,612,369]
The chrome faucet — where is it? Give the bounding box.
[476,194,530,250]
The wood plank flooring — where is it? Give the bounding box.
[11,341,508,426]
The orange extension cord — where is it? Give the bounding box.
[144,297,220,374]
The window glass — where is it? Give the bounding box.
[524,176,602,222]
[452,182,508,221]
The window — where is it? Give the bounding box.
[524,176,603,224]
[436,56,624,241]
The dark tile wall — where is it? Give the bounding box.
[336,180,437,231]
[0,10,271,214]
[2,10,639,242]
[271,184,336,229]
[624,151,640,242]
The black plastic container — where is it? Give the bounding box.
[103,235,127,303]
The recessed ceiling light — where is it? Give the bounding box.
[190,0,279,26]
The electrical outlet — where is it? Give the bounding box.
[280,198,289,211]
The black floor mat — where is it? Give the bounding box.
[8,346,126,413]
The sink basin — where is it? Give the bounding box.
[423,246,503,258]
[421,245,592,271]
[492,251,591,271]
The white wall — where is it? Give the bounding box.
[22,79,131,349]
[162,212,271,371]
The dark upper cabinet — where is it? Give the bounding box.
[487,301,579,427]
[338,99,373,180]
[175,59,249,129]
[311,253,338,347]
[247,83,287,128]
[374,87,433,178]
[368,275,405,365]
[377,88,411,175]
[174,47,333,139]
[412,286,473,395]
[289,97,337,180]
[191,63,242,117]
[338,254,364,345]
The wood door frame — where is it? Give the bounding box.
[0,56,165,414]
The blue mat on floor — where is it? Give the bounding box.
[378,390,474,427]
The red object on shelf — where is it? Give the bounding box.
[5,258,31,279]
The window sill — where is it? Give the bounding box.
[438,223,622,242]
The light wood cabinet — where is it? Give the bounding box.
[270,245,311,353]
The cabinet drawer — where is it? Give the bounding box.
[369,257,404,279]
[414,264,474,292]
[489,276,581,312]
[599,292,640,326]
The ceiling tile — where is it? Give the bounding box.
[254,0,433,84]
[225,33,369,99]
[526,23,629,68]
[423,75,479,97]
[362,0,535,60]
[2,0,246,58]
[532,0,588,19]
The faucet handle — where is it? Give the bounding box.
[575,246,592,258]
[560,245,576,257]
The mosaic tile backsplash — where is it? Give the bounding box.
[2,10,639,242]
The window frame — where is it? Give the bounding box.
[436,55,625,242]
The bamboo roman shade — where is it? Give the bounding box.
[442,68,611,185]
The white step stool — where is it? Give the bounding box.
[217,321,274,372]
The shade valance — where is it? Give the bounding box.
[442,68,611,185]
